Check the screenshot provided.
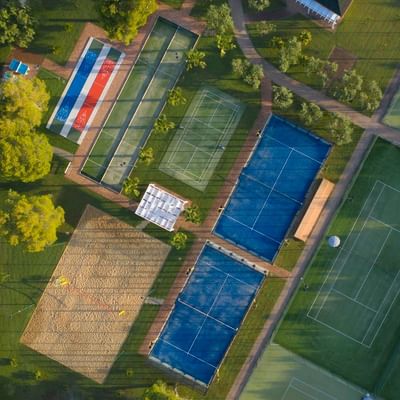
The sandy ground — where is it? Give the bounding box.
[20,205,170,384]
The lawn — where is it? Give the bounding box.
[242,0,286,15]
[0,45,11,64]
[131,36,261,220]
[275,138,400,400]
[28,0,99,65]
[0,156,195,399]
[247,0,400,102]
[36,68,79,154]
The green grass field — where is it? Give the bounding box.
[159,86,244,191]
[241,344,365,400]
[275,138,400,400]
[28,0,99,65]
[162,0,184,9]
[247,0,400,104]
[383,88,400,130]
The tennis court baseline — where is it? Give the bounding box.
[150,243,265,386]
[308,180,400,348]
[159,86,244,191]
[214,115,331,262]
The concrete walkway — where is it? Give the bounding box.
[227,0,399,398]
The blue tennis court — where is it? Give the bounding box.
[150,243,265,386]
[214,115,331,262]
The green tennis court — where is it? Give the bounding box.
[275,138,400,399]
[241,344,365,400]
[81,17,197,190]
[383,87,400,130]
[159,86,244,191]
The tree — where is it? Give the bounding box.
[278,36,303,72]
[154,114,175,134]
[216,33,236,57]
[143,380,181,400]
[255,21,276,36]
[0,123,52,183]
[122,176,141,199]
[298,30,312,47]
[336,69,363,103]
[99,0,157,45]
[243,64,264,89]
[248,0,270,11]
[0,190,65,253]
[205,3,234,35]
[232,58,249,77]
[0,4,35,48]
[167,87,187,107]
[299,102,323,126]
[170,232,188,250]
[232,59,264,89]
[359,80,382,112]
[186,49,207,71]
[0,77,50,128]
[270,36,284,49]
[329,113,353,145]
[273,85,293,109]
[304,57,338,88]
[139,147,154,166]
[184,204,201,224]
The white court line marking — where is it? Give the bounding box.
[202,260,260,290]
[312,182,385,320]
[307,181,382,318]
[332,289,378,313]
[177,299,236,332]
[308,315,366,346]
[267,135,324,165]
[251,149,293,230]
[187,275,229,353]
[158,338,217,368]
[223,214,281,245]
[291,378,338,400]
[370,215,400,235]
[241,172,302,205]
[362,269,400,346]
[308,180,400,347]
[354,227,392,300]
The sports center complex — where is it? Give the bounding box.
[7,2,400,400]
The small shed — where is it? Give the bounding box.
[135,184,187,231]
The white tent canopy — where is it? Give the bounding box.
[295,0,340,27]
[135,184,187,231]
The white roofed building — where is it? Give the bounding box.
[135,184,187,231]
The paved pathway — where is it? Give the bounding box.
[227,0,399,398]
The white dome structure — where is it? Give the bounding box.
[328,235,341,248]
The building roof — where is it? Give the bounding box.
[135,184,187,231]
[316,0,352,16]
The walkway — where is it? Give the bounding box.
[227,0,399,398]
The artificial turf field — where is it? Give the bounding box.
[241,344,365,400]
[275,138,400,400]
[159,86,243,191]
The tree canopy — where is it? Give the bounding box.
[329,113,353,145]
[232,58,264,89]
[186,49,207,71]
[0,190,65,253]
[0,121,52,182]
[99,0,157,45]
[248,0,270,11]
[205,3,234,35]
[122,176,141,199]
[272,85,293,109]
[0,77,50,128]
[299,102,323,126]
[0,3,35,48]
